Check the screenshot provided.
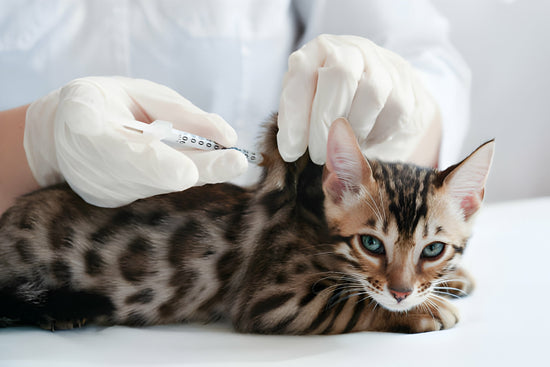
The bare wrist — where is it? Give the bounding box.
[0,104,40,215]
[408,110,442,168]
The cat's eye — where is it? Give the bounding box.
[361,235,385,255]
[421,242,445,259]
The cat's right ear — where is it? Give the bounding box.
[322,118,374,202]
[439,140,495,220]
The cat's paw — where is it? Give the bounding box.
[413,299,460,332]
[371,298,459,333]
[39,316,87,331]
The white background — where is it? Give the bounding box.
[433,0,550,202]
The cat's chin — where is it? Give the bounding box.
[372,295,418,313]
[379,302,415,313]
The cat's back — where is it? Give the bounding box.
[0,182,251,237]
[0,183,252,285]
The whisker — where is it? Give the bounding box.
[419,302,438,328]
[430,293,457,304]
[433,286,468,296]
[328,290,371,308]
[358,293,374,304]
[432,278,469,285]
[432,290,462,299]
[363,196,383,224]
[363,188,383,224]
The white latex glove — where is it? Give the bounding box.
[24,76,248,207]
[277,34,439,164]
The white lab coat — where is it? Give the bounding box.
[0,0,470,183]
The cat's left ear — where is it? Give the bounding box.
[322,118,374,202]
[439,140,495,220]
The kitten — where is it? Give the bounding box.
[0,117,494,334]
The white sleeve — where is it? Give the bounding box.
[292,0,471,168]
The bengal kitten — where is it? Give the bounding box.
[0,117,494,334]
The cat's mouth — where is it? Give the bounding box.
[380,301,416,313]
[370,290,424,313]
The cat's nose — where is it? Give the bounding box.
[389,288,412,303]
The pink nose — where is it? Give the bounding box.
[390,288,412,303]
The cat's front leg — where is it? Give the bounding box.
[0,284,115,330]
[369,297,460,333]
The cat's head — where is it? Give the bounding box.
[322,118,494,312]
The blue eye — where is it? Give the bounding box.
[422,242,445,259]
[361,235,385,255]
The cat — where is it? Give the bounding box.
[0,116,494,334]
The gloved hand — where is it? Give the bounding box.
[24,76,248,207]
[277,34,439,164]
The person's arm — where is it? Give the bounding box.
[3,77,249,212]
[0,104,40,215]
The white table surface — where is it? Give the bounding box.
[1,197,549,367]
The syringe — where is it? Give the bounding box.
[122,120,262,164]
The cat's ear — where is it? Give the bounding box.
[439,140,495,220]
[322,118,374,202]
